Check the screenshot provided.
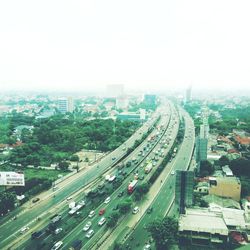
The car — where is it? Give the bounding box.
[54,228,63,235]
[132,206,139,214]
[99,208,105,215]
[171,171,175,175]
[20,226,29,234]
[85,229,94,238]
[83,221,92,231]
[139,175,144,180]
[104,197,111,204]
[51,241,63,250]
[66,197,72,201]
[32,197,40,203]
[98,217,106,226]
[112,157,116,161]
[88,210,95,218]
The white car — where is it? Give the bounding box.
[51,241,63,250]
[133,206,139,214]
[88,210,95,218]
[171,171,175,175]
[20,226,29,234]
[66,197,72,201]
[83,221,92,231]
[98,217,106,226]
[85,229,94,238]
[54,228,62,234]
[104,197,111,204]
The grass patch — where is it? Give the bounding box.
[24,168,69,181]
[0,164,69,181]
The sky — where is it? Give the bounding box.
[0,0,250,93]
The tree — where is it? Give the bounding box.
[134,183,150,201]
[119,199,132,214]
[218,155,230,167]
[200,160,214,177]
[113,241,123,250]
[107,211,119,228]
[147,217,178,250]
[70,155,79,162]
[0,192,16,215]
[58,161,70,171]
[229,158,250,177]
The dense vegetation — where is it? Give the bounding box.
[0,113,140,166]
[147,216,179,250]
[184,101,250,136]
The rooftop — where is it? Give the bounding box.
[179,208,228,235]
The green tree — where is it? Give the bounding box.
[119,199,132,214]
[134,182,150,201]
[230,158,250,177]
[107,211,119,228]
[200,160,214,177]
[58,161,70,171]
[218,155,230,167]
[113,241,123,250]
[0,192,16,215]
[70,155,79,162]
[147,217,178,250]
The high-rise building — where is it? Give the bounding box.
[106,84,124,98]
[175,170,194,214]
[58,97,74,114]
[67,97,74,113]
[185,85,192,103]
[195,109,209,169]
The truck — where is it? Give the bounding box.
[69,202,76,209]
[68,207,78,215]
[128,179,138,194]
[144,162,153,174]
[51,214,62,224]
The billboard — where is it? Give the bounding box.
[0,172,25,186]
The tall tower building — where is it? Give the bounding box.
[175,170,194,214]
[185,85,192,103]
[196,108,209,172]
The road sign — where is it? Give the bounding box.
[0,171,25,186]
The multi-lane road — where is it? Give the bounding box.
[0,101,196,250]
[0,105,165,250]
[120,107,195,250]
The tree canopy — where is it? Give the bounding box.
[147,216,179,250]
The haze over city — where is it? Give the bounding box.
[0,0,250,92]
[1,1,250,250]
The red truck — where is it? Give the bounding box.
[128,180,138,194]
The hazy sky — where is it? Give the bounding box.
[0,0,250,92]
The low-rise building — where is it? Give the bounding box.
[179,208,229,244]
